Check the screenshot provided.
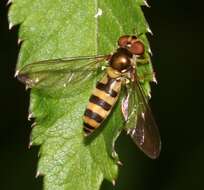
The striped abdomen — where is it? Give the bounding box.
[83,74,121,135]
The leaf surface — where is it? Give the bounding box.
[9,0,154,189]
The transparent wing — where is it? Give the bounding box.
[17,55,108,91]
[122,80,161,159]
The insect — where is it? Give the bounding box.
[17,35,161,159]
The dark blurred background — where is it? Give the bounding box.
[0,0,203,190]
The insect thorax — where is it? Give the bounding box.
[109,48,133,73]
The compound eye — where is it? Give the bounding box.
[129,41,145,55]
[118,35,130,47]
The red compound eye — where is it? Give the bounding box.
[118,35,130,47]
[118,35,145,55]
[129,41,144,55]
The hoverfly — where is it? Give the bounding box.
[17,35,161,159]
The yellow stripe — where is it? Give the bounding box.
[87,102,109,118]
[92,88,116,105]
[83,116,100,129]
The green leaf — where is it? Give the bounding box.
[9,0,154,189]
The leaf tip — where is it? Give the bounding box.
[28,112,34,121]
[28,141,33,149]
[148,47,153,55]
[14,70,19,77]
[9,22,14,30]
[35,171,43,178]
[152,74,157,84]
[111,151,117,158]
[112,179,116,186]
[147,26,153,35]
[6,0,12,6]
[17,38,23,45]
[117,160,123,166]
[31,122,37,128]
[143,0,151,8]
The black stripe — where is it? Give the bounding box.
[84,109,104,123]
[83,127,92,134]
[89,95,112,111]
[96,82,118,97]
[83,122,95,130]
[96,77,118,97]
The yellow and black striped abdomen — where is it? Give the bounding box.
[83,74,121,135]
